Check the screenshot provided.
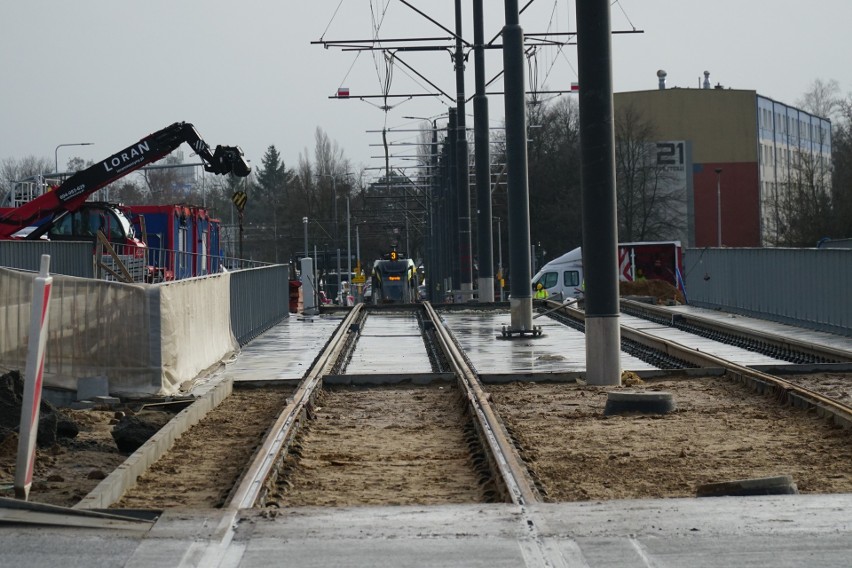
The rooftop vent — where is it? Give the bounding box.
[657,69,667,90]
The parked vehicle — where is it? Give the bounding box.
[532,241,684,300]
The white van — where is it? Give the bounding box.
[531,241,685,300]
[531,246,583,300]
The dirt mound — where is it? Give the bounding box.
[620,278,684,305]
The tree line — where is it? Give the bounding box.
[2,79,850,276]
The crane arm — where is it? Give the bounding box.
[0,122,250,238]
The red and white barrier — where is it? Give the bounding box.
[15,255,53,501]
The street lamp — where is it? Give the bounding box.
[715,168,723,247]
[55,142,94,175]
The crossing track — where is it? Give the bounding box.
[543,299,852,430]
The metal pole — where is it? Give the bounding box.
[498,217,504,301]
[577,0,621,385]
[346,197,352,283]
[54,142,93,175]
[336,248,342,304]
[474,0,494,302]
[430,120,440,302]
[314,244,318,306]
[502,0,534,331]
[303,216,309,261]
[332,177,338,255]
[715,168,723,246]
[447,109,459,295]
[455,0,473,300]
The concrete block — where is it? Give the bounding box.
[77,376,109,401]
[70,400,96,410]
[92,395,121,407]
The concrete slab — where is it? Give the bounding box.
[346,313,433,374]
[441,311,657,374]
[225,315,342,383]
[3,496,851,567]
[620,313,790,366]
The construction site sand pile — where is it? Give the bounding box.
[620,278,685,304]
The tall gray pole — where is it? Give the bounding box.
[455,0,473,300]
[332,177,338,255]
[447,109,460,293]
[498,217,504,301]
[356,225,361,271]
[303,216,309,261]
[502,0,534,331]
[346,196,352,280]
[429,121,439,302]
[473,0,494,302]
[577,0,621,385]
[336,248,342,304]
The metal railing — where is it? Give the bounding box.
[0,239,270,284]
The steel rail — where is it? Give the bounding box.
[620,299,852,363]
[552,303,852,429]
[227,305,365,510]
[423,302,538,505]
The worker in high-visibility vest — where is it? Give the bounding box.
[534,282,548,299]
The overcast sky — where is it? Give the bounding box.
[2,1,851,180]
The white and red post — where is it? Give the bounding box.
[15,255,53,501]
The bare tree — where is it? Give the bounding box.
[832,97,852,238]
[615,103,685,242]
[0,156,53,201]
[772,147,833,246]
[767,80,840,245]
[526,97,583,261]
[797,78,841,122]
[141,151,194,205]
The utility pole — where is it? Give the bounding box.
[447,109,460,296]
[473,0,494,302]
[455,0,473,301]
[577,0,621,385]
[502,0,535,334]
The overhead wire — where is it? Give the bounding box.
[612,0,637,31]
[318,0,346,42]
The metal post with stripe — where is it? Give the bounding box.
[15,255,53,500]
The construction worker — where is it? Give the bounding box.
[534,282,548,299]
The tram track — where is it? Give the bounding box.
[542,299,852,429]
[620,299,852,364]
[68,300,850,516]
[84,303,539,511]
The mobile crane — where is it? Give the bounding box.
[0,121,250,241]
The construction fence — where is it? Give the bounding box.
[0,263,289,397]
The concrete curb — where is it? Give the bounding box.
[73,375,234,510]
